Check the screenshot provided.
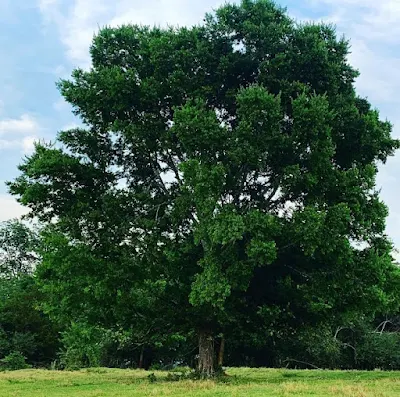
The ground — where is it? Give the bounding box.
[0,368,399,396]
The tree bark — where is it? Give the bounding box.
[217,335,225,367]
[198,329,214,377]
[138,346,144,369]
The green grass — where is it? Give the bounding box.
[0,367,399,396]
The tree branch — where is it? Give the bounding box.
[283,358,322,370]
[166,151,183,186]
[149,151,169,196]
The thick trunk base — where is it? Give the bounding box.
[198,330,214,378]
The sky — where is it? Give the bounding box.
[1,0,400,251]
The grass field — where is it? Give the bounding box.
[0,367,399,397]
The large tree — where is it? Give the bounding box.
[8,0,400,375]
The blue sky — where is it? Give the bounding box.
[1,0,400,253]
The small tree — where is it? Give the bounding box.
[9,0,400,376]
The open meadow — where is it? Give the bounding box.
[0,368,399,397]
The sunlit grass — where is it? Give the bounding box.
[0,367,399,396]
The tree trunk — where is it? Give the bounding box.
[138,346,144,369]
[218,335,225,367]
[198,329,214,377]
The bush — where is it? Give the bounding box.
[0,351,31,370]
[274,326,346,369]
[357,332,400,370]
[59,322,113,369]
[0,328,10,358]
[0,276,60,367]
[11,332,36,357]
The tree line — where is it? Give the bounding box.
[1,0,400,376]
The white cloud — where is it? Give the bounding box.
[0,114,40,137]
[0,194,29,222]
[0,136,38,154]
[38,0,226,68]
[0,115,41,154]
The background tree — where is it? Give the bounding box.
[0,219,39,278]
[0,220,59,368]
[8,0,400,376]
